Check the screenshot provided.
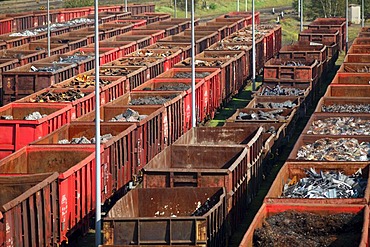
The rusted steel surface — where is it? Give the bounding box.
[0,172,60,247]
[103,187,228,247]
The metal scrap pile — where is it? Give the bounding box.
[0,51,26,59]
[259,85,306,96]
[151,44,183,49]
[29,89,87,102]
[100,67,133,76]
[244,24,278,34]
[281,61,307,66]
[9,30,44,37]
[225,30,264,42]
[9,18,93,37]
[143,83,190,91]
[29,64,63,72]
[129,95,176,105]
[54,75,112,88]
[212,42,250,50]
[256,100,296,109]
[191,196,218,216]
[282,168,366,198]
[322,104,370,113]
[173,72,211,78]
[132,50,174,57]
[181,59,225,67]
[113,57,157,66]
[24,111,47,120]
[343,65,370,73]
[237,109,288,121]
[297,138,370,161]
[58,54,93,63]
[58,134,113,144]
[253,211,363,247]
[2,111,48,120]
[307,117,370,135]
[109,108,147,122]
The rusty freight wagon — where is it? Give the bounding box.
[142,144,253,230]
[32,122,138,197]
[75,104,165,170]
[0,145,108,245]
[0,172,59,247]
[102,187,228,247]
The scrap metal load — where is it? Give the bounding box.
[0,9,274,247]
[0,9,360,247]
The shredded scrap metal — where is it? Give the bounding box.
[53,75,112,88]
[9,18,93,37]
[0,115,13,120]
[296,138,370,161]
[321,104,370,113]
[173,72,211,78]
[282,168,366,199]
[259,85,306,96]
[237,109,287,121]
[131,49,174,57]
[143,83,191,91]
[58,134,113,144]
[58,54,93,63]
[0,51,27,59]
[100,67,133,76]
[344,66,370,73]
[211,42,251,50]
[256,100,296,109]
[113,57,158,66]
[24,111,47,120]
[29,64,64,72]
[280,61,307,66]
[129,95,177,105]
[109,108,147,122]
[253,211,363,247]
[151,44,184,49]
[307,117,370,135]
[181,59,225,67]
[29,89,86,102]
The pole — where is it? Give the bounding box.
[124,0,127,12]
[174,0,177,18]
[300,0,303,32]
[345,0,348,53]
[252,0,256,91]
[191,0,196,128]
[245,0,247,12]
[237,0,240,12]
[94,0,101,245]
[298,0,300,18]
[47,0,50,57]
[185,0,188,18]
[362,0,364,27]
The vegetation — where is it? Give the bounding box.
[64,0,94,8]
[64,0,293,16]
[292,0,369,21]
[155,0,293,18]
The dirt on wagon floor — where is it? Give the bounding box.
[253,211,363,247]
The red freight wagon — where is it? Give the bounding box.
[0,103,73,159]
[0,145,107,244]
[32,122,137,194]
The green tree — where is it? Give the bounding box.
[175,0,200,10]
[292,0,367,20]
